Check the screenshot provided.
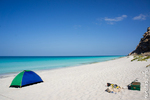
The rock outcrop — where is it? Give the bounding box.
[129,27,150,56]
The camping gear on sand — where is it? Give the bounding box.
[106,78,141,94]
[105,83,123,94]
[10,70,43,88]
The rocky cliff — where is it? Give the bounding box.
[129,27,150,56]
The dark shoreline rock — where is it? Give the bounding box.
[129,27,150,56]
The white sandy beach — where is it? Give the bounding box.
[0,56,150,100]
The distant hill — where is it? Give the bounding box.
[129,27,150,56]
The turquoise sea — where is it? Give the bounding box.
[0,56,124,75]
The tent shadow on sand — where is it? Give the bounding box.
[10,70,43,88]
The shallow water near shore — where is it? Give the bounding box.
[0,56,124,75]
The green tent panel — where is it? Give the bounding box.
[10,71,24,87]
[10,70,43,88]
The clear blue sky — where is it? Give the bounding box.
[0,0,150,56]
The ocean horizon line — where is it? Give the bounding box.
[0,55,126,57]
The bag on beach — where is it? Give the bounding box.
[127,78,140,91]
